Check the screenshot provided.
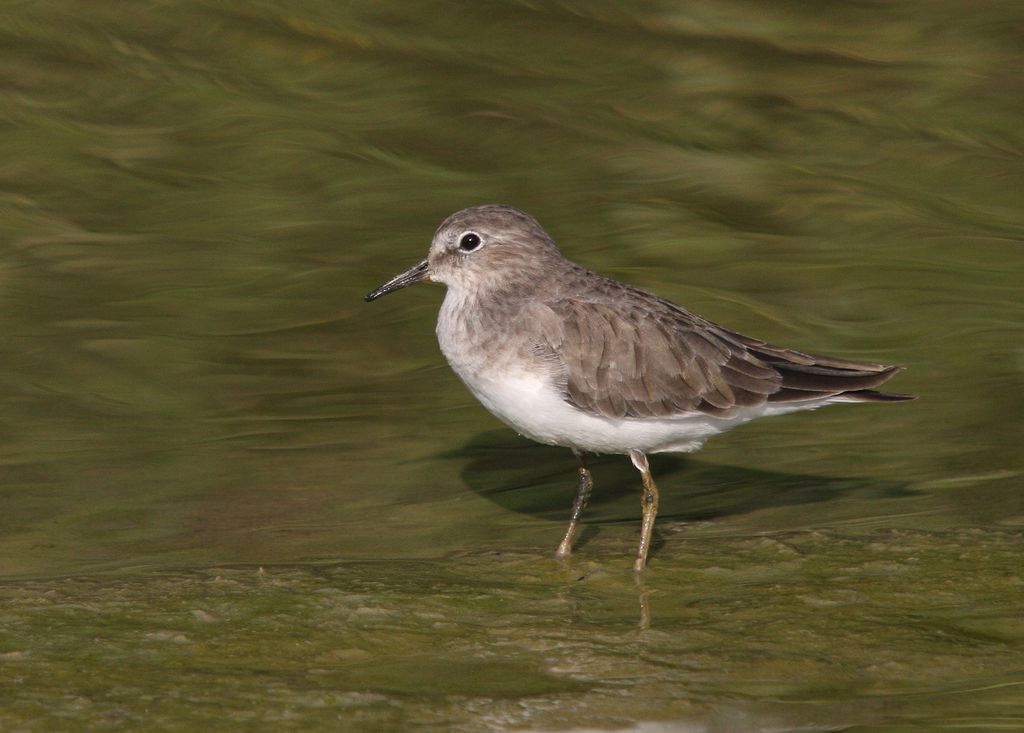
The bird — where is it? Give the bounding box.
[364,204,913,571]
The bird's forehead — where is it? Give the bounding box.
[439,205,538,236]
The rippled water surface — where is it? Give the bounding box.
[2,2,1023,731]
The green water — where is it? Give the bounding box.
[2,1,1023,730]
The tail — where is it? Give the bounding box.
[736,339,915,404]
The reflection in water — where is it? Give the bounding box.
[636,573,653,631]
[451,429,918,557]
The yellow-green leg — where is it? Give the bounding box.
[555,450,593,558]
[629,449,659,572]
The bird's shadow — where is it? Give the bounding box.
[445,430,917,548]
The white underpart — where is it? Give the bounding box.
[451,368,840,455]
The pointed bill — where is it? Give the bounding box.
[364,259,431,302]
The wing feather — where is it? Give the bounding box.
[525,273,910,419]
[529,297,781,419]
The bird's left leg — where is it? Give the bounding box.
[629,449,659,572]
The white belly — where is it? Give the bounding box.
[452,367,779,455]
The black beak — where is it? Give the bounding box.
[364,259,431,302]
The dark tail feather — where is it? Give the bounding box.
[751,353,915,404]
[720,330,915,404]
[770,363,903,393]
[836,389,916,402]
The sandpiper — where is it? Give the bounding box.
[365,205,913,571]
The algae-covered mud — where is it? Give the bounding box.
[3,529,1022,731]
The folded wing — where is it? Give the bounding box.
[530,291,911,420]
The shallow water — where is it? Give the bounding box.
[1,1,1023,730]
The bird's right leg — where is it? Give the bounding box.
[555,449,592,558]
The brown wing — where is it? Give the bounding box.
[530,290,911,420]
[530,297,782,419]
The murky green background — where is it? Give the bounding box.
[2,1,1023,731]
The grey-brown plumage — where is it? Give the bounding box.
[530,267,908,421]
[365,204,913,570]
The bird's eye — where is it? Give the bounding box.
[458,232,482,252]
